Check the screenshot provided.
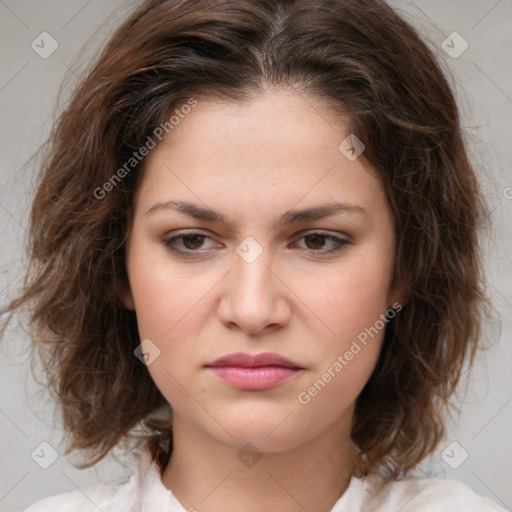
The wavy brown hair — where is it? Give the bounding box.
[1,0,492,478]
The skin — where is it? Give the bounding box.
[123,88,404,512]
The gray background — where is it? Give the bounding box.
[0,1,511,511]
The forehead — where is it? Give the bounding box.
[134,89,387,224]
[152,89,349,156]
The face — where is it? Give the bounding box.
[123,89,402,453]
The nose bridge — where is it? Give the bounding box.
[232,236,274,305]
[219,236,289,333]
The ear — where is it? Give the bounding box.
[119,220,136,311]
[387,278,409,310]
[118,278,136,311]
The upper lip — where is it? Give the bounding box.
[206,352,303,369]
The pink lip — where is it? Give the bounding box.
[205,352,303,391]
[206,351,302,369]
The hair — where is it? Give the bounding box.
[0,0,492,479]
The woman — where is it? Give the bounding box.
[1,0,505,510]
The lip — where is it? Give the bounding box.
[205,352,304,391]
[206,351,302,369]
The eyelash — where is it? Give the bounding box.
[161,230,349,257]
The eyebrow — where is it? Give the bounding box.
[145,200,368,229]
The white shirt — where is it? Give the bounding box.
[22,448,506,512]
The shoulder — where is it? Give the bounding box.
[19,447,170,512]
[20,478,134,512]
[351,471,507,512]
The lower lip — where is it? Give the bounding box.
[207,366,301,390]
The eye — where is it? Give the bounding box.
[162,230,349,257]
[293,232,349,254]
[162,231,215,254]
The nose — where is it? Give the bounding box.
[217,245,291,336]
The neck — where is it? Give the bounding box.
[161,412,357,512]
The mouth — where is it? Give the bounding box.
[205,352,304,391]
[206,365,303,390]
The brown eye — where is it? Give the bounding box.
[304,234,328,250]
[294,232,349,254]
[181,234,206,250]
[162,231,215,255]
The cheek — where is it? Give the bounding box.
[127,255,210,404]
[126,242,208,337]
[297,251,394,397]
[302,254,394,339]
[294,265,390,418]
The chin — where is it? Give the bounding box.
[203,412,312,454]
